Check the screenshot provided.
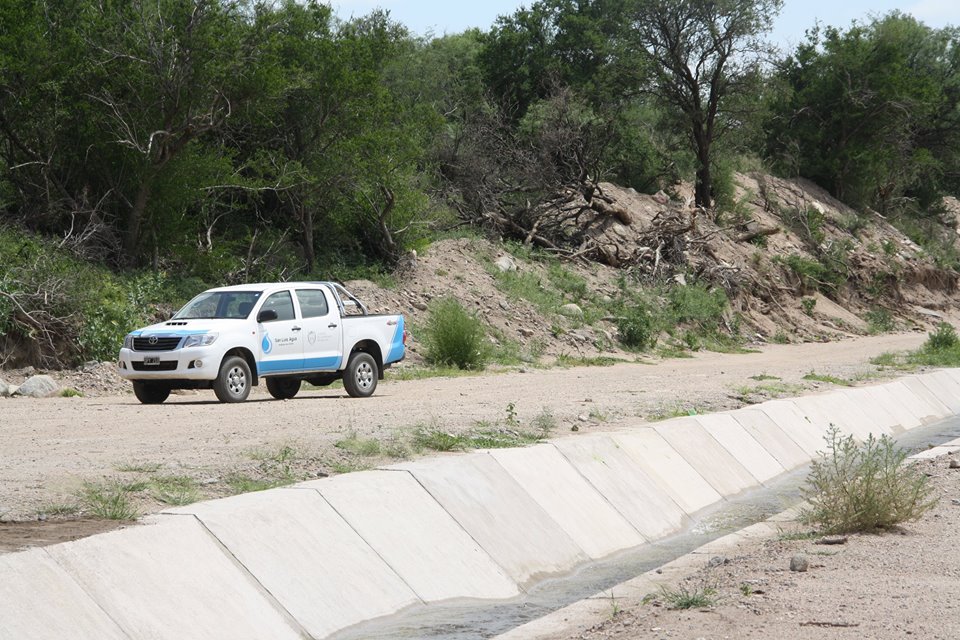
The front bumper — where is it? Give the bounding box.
[118,347,221,381]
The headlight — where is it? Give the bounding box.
[183,333,218,348]
[123,334,135,350]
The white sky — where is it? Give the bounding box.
[331,0,960,47]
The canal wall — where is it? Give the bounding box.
[3,370,960,639]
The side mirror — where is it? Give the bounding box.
[257,309,278,323]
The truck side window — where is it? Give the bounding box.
[262,291,295,321]
[295,289,329,319]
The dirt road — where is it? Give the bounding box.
[0,332,929,541]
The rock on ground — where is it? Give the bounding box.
[14,375,59,398]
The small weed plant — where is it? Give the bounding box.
[150,475,199,506]
[423,297,488,370]
[658,582,716,610]
[802,427,936,533]
[79,482,139,520]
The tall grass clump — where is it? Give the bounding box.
[801,427,936,533]
[423,297,487,370]
[79,482,139,520]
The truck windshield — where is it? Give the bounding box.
[173,291,262,320]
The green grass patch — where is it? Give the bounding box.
[335,433,382,457]
[649,405,701,421]
[776,529,820,541]
[552,354,622,368]
[150,475,199,506]
[116,462,162,473]
[906,322,960,366]
[223,473,289,494]
[411,424,546,453]
[385,365,479,381]
[802,371,853,386]
[39,502,80,517]
[60,388,83,398]
[734,381,806,401]
[658,583,716,610]
[79,482,139,520]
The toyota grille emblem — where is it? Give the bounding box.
[148,336,158,345]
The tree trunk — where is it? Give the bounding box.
[695,161,712,209]
[693,126,712,209]
[124,177,153,263]
[300,205,315,273]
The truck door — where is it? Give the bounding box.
[296,288,343,371]
[256,290,304,375]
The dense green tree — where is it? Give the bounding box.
[624,0,783,208]
[479,0,642,118]
[769,13,960,212]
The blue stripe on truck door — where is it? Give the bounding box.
[386,316,405,364]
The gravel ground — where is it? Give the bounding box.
[0,331,932,550]
[573,455,960,640]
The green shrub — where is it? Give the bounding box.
[906,322,960,366]
[925,322,958,351]
[865,308,895,334]
[0,226,187,366]
[668,283,728,330]
[423,297,488,370]
[801,427,936,534]
[781,254,830,293]
[618,304,655,349]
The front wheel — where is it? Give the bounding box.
[266,376,300,400]
[343,352,378,398]
[133,381,170,404]
[214,356,252,403]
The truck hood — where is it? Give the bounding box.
[130,319,229,336]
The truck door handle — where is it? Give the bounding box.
[328,323,338,329]
[292,326,302,332]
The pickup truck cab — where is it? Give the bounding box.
[118,282,405,404]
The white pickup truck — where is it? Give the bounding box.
[118,282,405,404]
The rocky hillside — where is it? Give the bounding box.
[4,171,957,394]
[349,172,959,365]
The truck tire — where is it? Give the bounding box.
[214,355,252,403]
[133,381,170,404]
[343,352,378,398]
[266,376,300,400]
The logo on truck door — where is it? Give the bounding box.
[307,331,317,345]
[262,333,273,354]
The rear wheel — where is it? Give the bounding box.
[266,376,300,400]
[132,381,170,404]
[214,356,251,403]
[343,352,378,398]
